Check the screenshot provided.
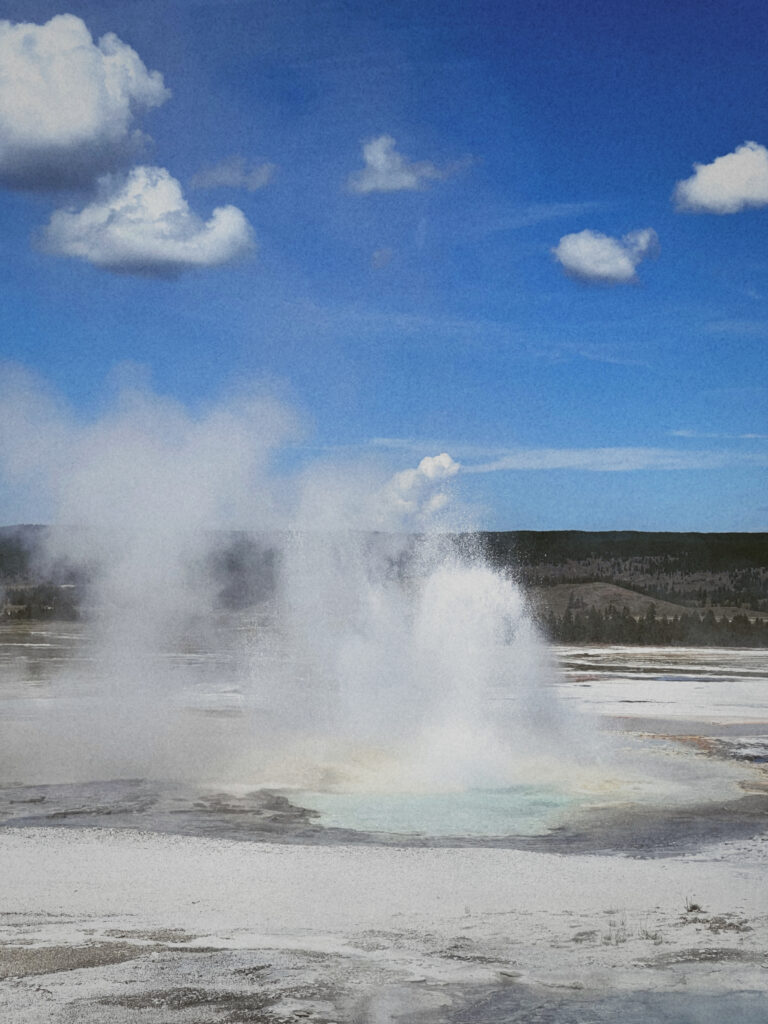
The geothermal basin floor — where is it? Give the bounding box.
[1,827,768,1022]
[2,644,768,1021]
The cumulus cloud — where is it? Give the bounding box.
[386,453,460,522]
[674,141,768,213]
[552,227,659,284]
[0,14,169,189]
[348,135,446,194]
[42,165,255,276]
[190,156,276,192]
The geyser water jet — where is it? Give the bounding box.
[275,529,584,794]
[0,368,602,832]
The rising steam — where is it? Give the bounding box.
[0,366,589,792]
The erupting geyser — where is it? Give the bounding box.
[276,530,580,794]
[0,370,599,834]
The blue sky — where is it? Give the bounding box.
[0,0,766,530]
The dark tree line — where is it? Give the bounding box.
[538,602,768,647]
[2,584,80,621]
[483,530,768,573]
[479,531,768,613]
[2,526,768,646]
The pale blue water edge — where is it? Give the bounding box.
[290,785,581,837]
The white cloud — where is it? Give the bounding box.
[467,201,603,239]
[463,447,768,472]
[568,343,648,367]
[190,156,276,191]
[348,135,445,193]
[42,165,255,276]
[674,141,768,213]
[386,453,460,522]
[703,319,768,337]
[669,430,768,440]
[366,437,768,471]
[0,14,169,189]
[552,228,659,284]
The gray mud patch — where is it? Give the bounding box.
[103,929,197,944]
[530,790,768,856]
[0,941,153,979]
[0,780,319,839]
[100,986,276,1015]
[3,938,768,1024]
[17,948,398,1024]
[639,947,767,967]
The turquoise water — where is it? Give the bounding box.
[292,785,579,837]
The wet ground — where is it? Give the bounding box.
[2,774,768,856]
[431,984,768,1024]
[2,626,768,854]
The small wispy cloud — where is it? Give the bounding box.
[703,319,768,337]
[286,300,654,365]
[369,438,768,472]
[701,385,768,399]
[371,247,394,269]
[463,447,767,473]
[552,228,659,284]
[289,299,528,346]
[669,429,768,440]
[512,202,605,228]
[348,135,464,194]
[674,141,768,214]
[190,156,276,192]
[473,201,603,236]
[565,343,648,367]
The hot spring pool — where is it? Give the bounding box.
[289,785,581,837]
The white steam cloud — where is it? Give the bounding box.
[0,369,597,792]
[348,135,446,194]
[287,451,462,539]
[0,364,301,681]
[674,141,768,214]
[0,14,169,189]
[0,366,298,533]
[0,369,463,540]
[42,165,255,276]
[552,227,659,284]
[0,367,302,780]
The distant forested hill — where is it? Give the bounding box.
[2,525,767,645]
[481,530,768,608]
[478,531,768,646]
[0,525,44,580]
[483,530,768,578]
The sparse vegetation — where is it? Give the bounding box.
[537,598,768,647]
[601,912,629,945]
